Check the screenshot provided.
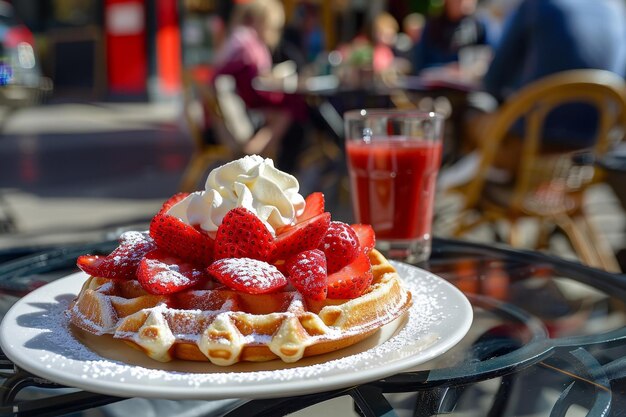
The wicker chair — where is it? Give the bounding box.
[452,70,626,272]
[179,70,250,192]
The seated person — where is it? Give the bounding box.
[371,12,401,74]
[412,0,490,73]
[471,0,626,170]
[211,0,307,171]
[272,3,324,69]
[394,12,425,64]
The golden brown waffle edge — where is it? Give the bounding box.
[68,249,412,365]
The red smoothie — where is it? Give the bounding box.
[346,138,442,241]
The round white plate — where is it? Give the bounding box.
[0,262,472,400]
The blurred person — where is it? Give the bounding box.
[394,12,425,63]
[371,12,399,74]
[272,24,307,72]
[335,12,401,75]
[300,4,325,64]
[211,0,307,171]
[469,0,626,170]
[412,0,490,73]
[476,0,523,43]
[404,12,426,44]
[272,3,324,71]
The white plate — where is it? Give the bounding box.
[0,262,472,400]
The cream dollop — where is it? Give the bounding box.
[167,155,305,236]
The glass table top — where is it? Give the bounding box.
[1,237,625,417]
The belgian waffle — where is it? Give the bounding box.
[68,250,412,365]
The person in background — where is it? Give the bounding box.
[475,0,523,44]
[371,12,400,74]
[300,4,325,64]
[474,0,626,165]
[212,0,307,171]
[394,12,425,65]
[335,12,401,76]
[412,0,489,73]
[272,2,325,71]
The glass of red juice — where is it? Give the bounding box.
[344,109,444,263]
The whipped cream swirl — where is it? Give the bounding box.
[167,155,305,236]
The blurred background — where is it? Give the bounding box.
[0,0,624,272]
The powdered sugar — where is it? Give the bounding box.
[120,230,151,244]
[208,258,287,293]
[77,231,155,279]
[143,259,195,287]
[299,266,325,289]
[115,231,155,264]
[286,250,326,296]
[4,264,471,399]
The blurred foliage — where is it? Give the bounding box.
[409,0,444,15]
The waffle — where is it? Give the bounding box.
[68,249,412,366]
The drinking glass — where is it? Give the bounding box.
[344,109,444,263]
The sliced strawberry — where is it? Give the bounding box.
[214,207,275,261]
[150,214,214,266]
[275,192,326,235]
[285,249,327,301]
[327,252,373,299]
[318,221,360,273]
[158,192,189,215]
[77,231,156,279]
[271,212,331,262]
[208,258,287,294]
[296,192,325,223]
[137,250,208,295]
[351,224,376,254]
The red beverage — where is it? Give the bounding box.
[346,138,442,240]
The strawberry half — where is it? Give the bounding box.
[214,207,275,261]
[149,214,215,266]
[77,231,156,279]
[296,192,325,223]
[318,221,359,273]
[158,192,189,215]
[271,212,331,262]
[208,258,287,294]
[351,224,376,254]
[327,252,373,299]
[285,249,327,301]
[137,250,207,295]
[275,192,325,235]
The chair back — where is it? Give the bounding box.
[213,75,255,148]
[181,70,252,154]
[465,70,626,215]
[180,69,208,151]
[179,69,249,191]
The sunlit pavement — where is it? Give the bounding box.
[0,102,189,197]
[0,101,190,248]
